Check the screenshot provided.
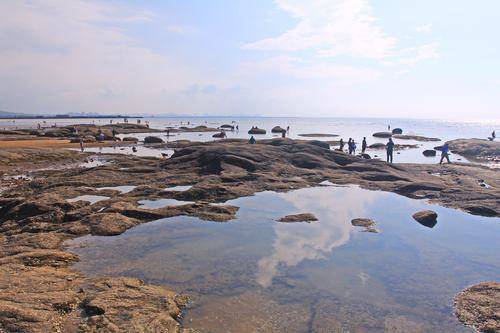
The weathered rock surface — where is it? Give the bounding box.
[412,210,438,228]
[447,139,500,161]
[393,134,440,142]
[271,126,286,133]
[392,128,403,134]
[454,281,500,333]
[144,136,164,144]
[351,218,376,227]
[248,127,266,135]
[276,213,318,223]
[1,137,499,331]
[122,136,139,142]
[373,132,392,138]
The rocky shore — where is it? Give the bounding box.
[1,136,498,331]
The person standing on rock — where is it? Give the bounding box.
[439,143,451,164]
[347,138,353,154]
[492,131,496,140]
[362,137,367,153]
[281,130,286,138]
[339,138,344,151]
[351,141,356,155]
[249,136,256,144]
[80,138,84,152]
[386,138,394,163]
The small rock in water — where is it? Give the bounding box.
[423,149,437,157]
[412,210,437,228]
[351,218,376,227]
[276,213,318,223]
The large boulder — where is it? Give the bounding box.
[271,126,286,133]
[391,128,403,134]
[248,127,266,135]
[220,124,234,130]
[277,213,317,223]
[412,210,437,228]
[144,136,164,144]
[373,132,392,138]
[423,149,437,157]
[122,137,139,142]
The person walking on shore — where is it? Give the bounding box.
[440,143,451,164]
[362,137,367,153]
[386,138,394,163]
[79,138,84,152]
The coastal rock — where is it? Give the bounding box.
[373,132,392,138]
[220,124,234,130]
[361,153,371,159]
[393,134,440,142]
[454,281,500,333]
[271,126,286,133]
[391,128,403,134]
[177,125,219,132]
[423,150,437,157]
[212,132,226,138]
[412,210,437,228]
[447,139,500,160]
[277,213,318,223]
[351,218,376,227]
[144,136,164,144]
[248,127,266,135]
[83,213,139,236]
[122,137,139,142]
[368,143,385,149]
[351,218,379,233]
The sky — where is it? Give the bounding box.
[0,0,499,119]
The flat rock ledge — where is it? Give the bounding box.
[454,281,500,333]
[276,213,318,223]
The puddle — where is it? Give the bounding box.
[97,185,137,194]
[68,186,499,332]
[163,185,193,192]
[71,145,174,158]
[79,157,108,168]
[67,195,109,205]
[138,198,194,209]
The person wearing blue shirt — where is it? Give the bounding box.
[440,143,451,164]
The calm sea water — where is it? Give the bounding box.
[68,185,500,333]
[2,117,499,164]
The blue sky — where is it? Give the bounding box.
[0,0,499,118]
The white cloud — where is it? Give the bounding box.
[0,0,206,114]
[415,23,433,34]
[243,0,397,59]
[398,42,440,66]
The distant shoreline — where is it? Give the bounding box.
[0,115,142,120]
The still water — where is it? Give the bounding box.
[68,185,499,332]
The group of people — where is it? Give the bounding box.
[337,136,451,164]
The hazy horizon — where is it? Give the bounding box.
[1,1,499,119]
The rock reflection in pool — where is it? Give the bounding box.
[163,185,193,192]
[138,198,194,209]
[68,186,499,333]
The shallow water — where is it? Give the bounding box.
[163,185,193,192]
[5,117,499,165]
[68,185,499,332]
[67,195,109,205]
[72,144,174,158]
[97,185,136,194]
[138,198,194,209]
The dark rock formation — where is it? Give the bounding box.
[248,127,266,135]
[122,137,139,142]
[412,210,438,228]
[277,213,318,223]
[454,281,500,333]
[391,128,403,134]
[271,126,286,133]
[372,132,392,138]
[144,136,164,144]
[393,134,440,142]
[423,150,437,157]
